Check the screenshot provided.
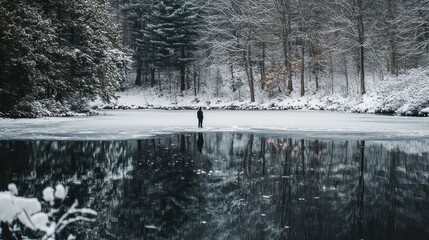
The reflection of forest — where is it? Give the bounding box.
[0,135,428,240]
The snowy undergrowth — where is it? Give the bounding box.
[373,68,429,116]
[92,68,429,116]
[2,99,98,118]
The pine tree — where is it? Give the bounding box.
[121,0,155,86]
[0,0,128,116]
[0,0,55,111]
[147,0,199,92]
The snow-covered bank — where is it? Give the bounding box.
[2,69,427,118]
[0,99,98,118]
[92,68,429,117]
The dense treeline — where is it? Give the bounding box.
[115,0,428,102]
[206,0,428,100]
[114,0,200,93]
[0,0,428,116]
[0,0,128,117]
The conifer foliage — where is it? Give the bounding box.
[122,0,200,91]
[0,0,128,117]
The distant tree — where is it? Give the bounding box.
[200,0,273,102]
[152,0,199,92]
[323,0,375,95]
[120,0,155,86]
[215,68,223,97]
[198,0,241,97]
[396,0,429,69]
[273,0,294,94]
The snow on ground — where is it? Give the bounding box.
[0,110,428,140]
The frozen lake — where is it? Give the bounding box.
[0,109,429,140]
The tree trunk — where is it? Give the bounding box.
[357,0,366,95]
[180,47,186,92]
[158,71,162,93]
[243,43,255,102]
[186,66,191,90]
[359,44,365,94]
[387,0,398,76]
[330,52,334,94]
[300,40,305,96]
[197,68,201,94]
[193,65,197,97]
[180,67,186,92]
[135,59,142,86]
[261,42,266,89]
[248,46,255,102]
[231,64,234,81]
[344,56,349,97]
[150,67,155,88]
[286,37,293,93]
[276,0,293,94]
[311,43,319,92]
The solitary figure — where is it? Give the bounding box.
[197,107,204,128]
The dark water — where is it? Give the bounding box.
[1,133,429,240]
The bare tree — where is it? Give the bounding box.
[323,0,373,95]
[273,0,294,94]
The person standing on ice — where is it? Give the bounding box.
[197,107,204,128]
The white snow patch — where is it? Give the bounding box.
[0,191,42,226]
[8,183,18,195]
[55,184,66,200]
[43,187,55,205]
[145,224,159,230]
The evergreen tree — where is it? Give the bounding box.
[120,0,200,92]
[47,0,128,103]
[0,0,128,116]
[1,0,40,110]
[121,0,155,86]
[145,0,199,92]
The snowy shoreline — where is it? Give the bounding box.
[91,68,429,117]
[92,93,429,117]
[2,68,429,118]
[2,93,428,118]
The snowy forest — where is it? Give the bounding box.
[1,0,429,117]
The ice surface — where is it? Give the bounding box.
[0,110,428,140]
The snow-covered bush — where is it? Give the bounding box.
[0,183,96,240]
[375,68,429,116]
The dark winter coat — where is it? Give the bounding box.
[197,110,203,120]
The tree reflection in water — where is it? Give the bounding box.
[0,133,428,240]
